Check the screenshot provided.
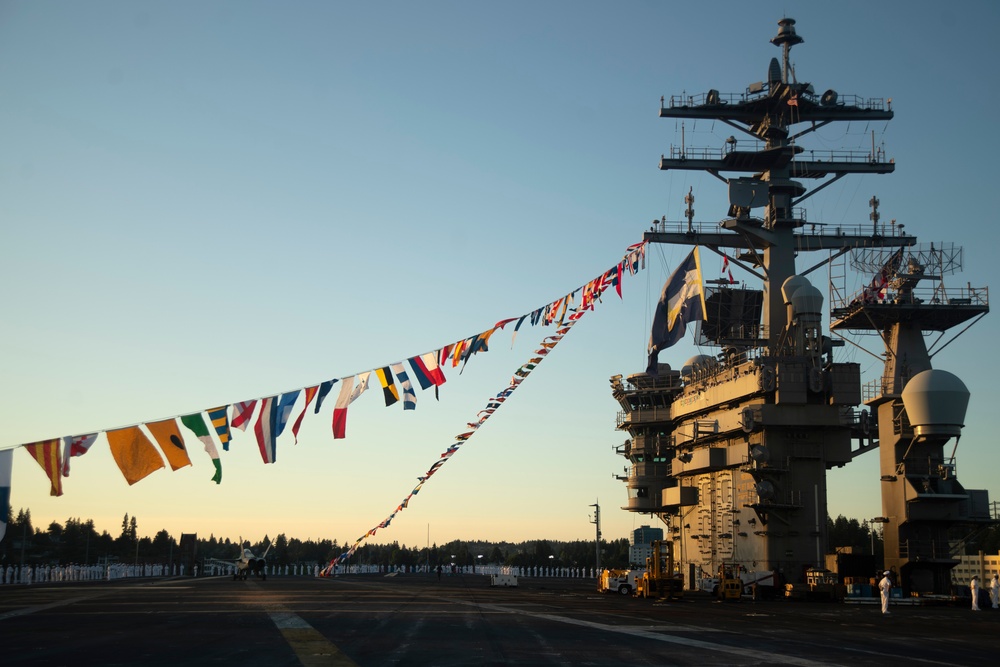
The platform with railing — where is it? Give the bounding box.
[661,90,890,112]
[831,285,988,332]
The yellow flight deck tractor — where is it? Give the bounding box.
[716,564,743,601]
[635,540,684,600]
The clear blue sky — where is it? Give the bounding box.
[2,1,998,551]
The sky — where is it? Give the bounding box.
[2,1,999,554]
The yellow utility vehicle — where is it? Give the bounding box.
[635,540,684,600]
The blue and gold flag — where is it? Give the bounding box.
[647,247,706,372]
[207,406,231,451]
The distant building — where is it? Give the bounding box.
[951,551,1000,587]
[629,525,663,567]
[179,533,198,575]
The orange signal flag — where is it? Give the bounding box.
[106,426,165,485]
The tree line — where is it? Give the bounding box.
[3,508,996,571]
[823,514,1000,560]
[0,508,630,570]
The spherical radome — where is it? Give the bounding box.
[901,369,970,437]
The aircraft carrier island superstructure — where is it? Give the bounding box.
[611,18,992,595]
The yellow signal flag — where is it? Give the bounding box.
[375,367,399,407]
[145,419,193,471]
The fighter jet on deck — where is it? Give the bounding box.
[211,537,273,581]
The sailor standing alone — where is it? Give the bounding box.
[970,575,981,611]
[879,570,892,615]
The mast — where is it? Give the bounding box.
[648,16,903,352]
[830,239,990,593]
[612,17,989,595]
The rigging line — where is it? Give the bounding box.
[840,171,865,225]
[829,329,883,362]
[928,313,988,359]
[642,248,653,369]
[16,248,648,450]
[330,313,589,565]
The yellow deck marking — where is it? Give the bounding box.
[268,610,357,667]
